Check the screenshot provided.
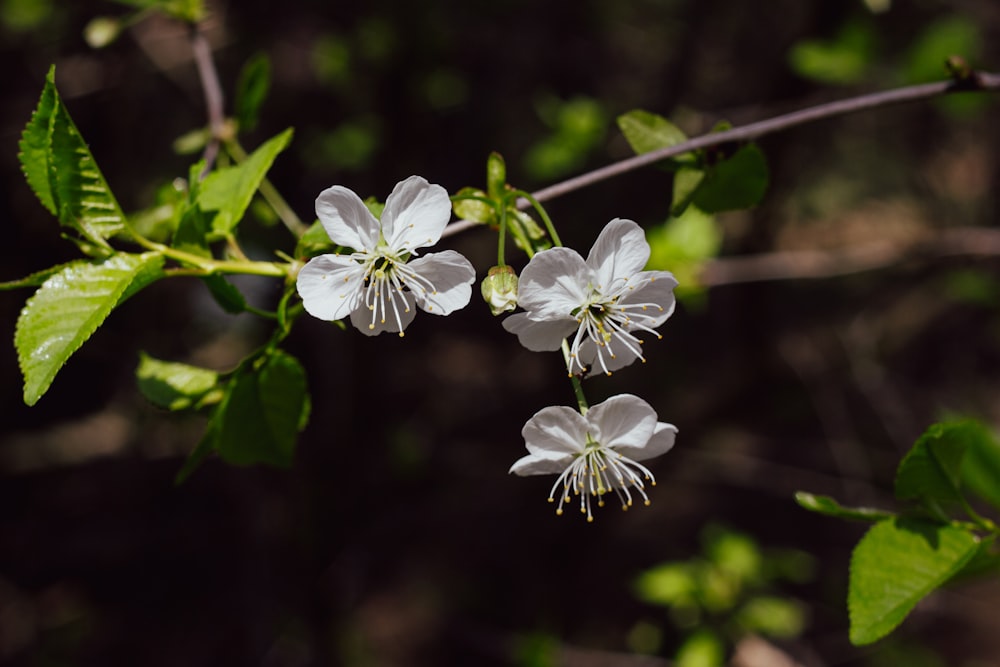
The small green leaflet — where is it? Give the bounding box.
[15,252,165,405]
[794,492,894,523]
[617,109,689,157]
[895,421,971,504]
[198,128,293,236]
[19,66,129,248]
[959,421,1000,511]
[848,518,979,645]
[235,53,271,133]
[136,352,221,411]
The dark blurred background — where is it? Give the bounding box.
[2,1,1000,665]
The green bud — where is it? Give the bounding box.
[481,265,518,316]
[84,17,122,49]
[487,152,506,199]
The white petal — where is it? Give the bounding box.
[315,185,381,251]
[381,176,451,251]
[587,394,657,452]
[517,247,590,316]
[502,312,577,352]
[577,338,644,377]
[509,452,573,476]
[348,290,418,336]
[407,250,476,315]
[620,270,679,328]
[586,219,650,287]
[633,422,678,460]
[521,405,588,458]
[296,254,365,321]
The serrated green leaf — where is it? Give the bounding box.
[794,491,894,522]
[19,67,128,246]
[15,252,164,405]
[617,109,688,155]
[201,274,247,314]
[235,52,271,133]
[690,143,769,214]
[896,421,970,504]
[215,349,308,468]
[49,80,129,246]
[848,518,978,645]
[958,421,1000,511]
[136,352,220,410]
[1,262,81,291]
[18,66,58,216]
[198,128,292,235]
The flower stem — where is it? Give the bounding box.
[561,340,589,415]
[511,189,562,247]
[496,202,507,266]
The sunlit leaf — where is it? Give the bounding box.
[795,491,894,522]
[15,252,164,405]
[617,109,688,156]
[848,518,978,645]
[198,128,293,235]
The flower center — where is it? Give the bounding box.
[547,434,657,522]
[358,248,438,336]
[566,277,666,376]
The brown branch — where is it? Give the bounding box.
[699,227,1000,287]
[189,22,226,177]
[441,71,1000,239]
[529,71,1000,204]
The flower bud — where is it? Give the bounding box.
[481,265,518,315]
[487,152,506,199]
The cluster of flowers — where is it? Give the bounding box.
[297,176,679,521]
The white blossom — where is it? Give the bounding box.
[502,218,678,375]
[510,393,677,522]
[296,176,476,336]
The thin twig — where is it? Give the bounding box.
[441,71,1000,239]
[529,72,1000,204]
[189,23,226,177]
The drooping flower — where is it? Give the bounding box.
[510,393,677,522]
[296,176,476,336]
[502,218,678,376]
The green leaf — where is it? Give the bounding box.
[736,596,807,639]
[795,491,894,522]
[617,109,688,155]
[18,66,58,216]
[200,274,247,314]
[235,52,271,133]
[895,421,971,504]
[902,15,981,85]
[136,352,220,410]
[689,143,769,214]
[15,252,165,405]
[214,349,309,468]
[848,518,979,645]
[675,629,725,667]
[19,67,129,247]
[198,128,293,235]
[0,262,81,291]
[958,421,1000,511]
[670,166,706,215]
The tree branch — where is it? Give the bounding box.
[699,227,1000,286]
[529,71,1000,204]
[441,71,1000,239]
[189,22,226,177]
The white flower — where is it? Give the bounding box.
[296,176,476,336]
[502,218,678,376]
[510,394,677,522]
